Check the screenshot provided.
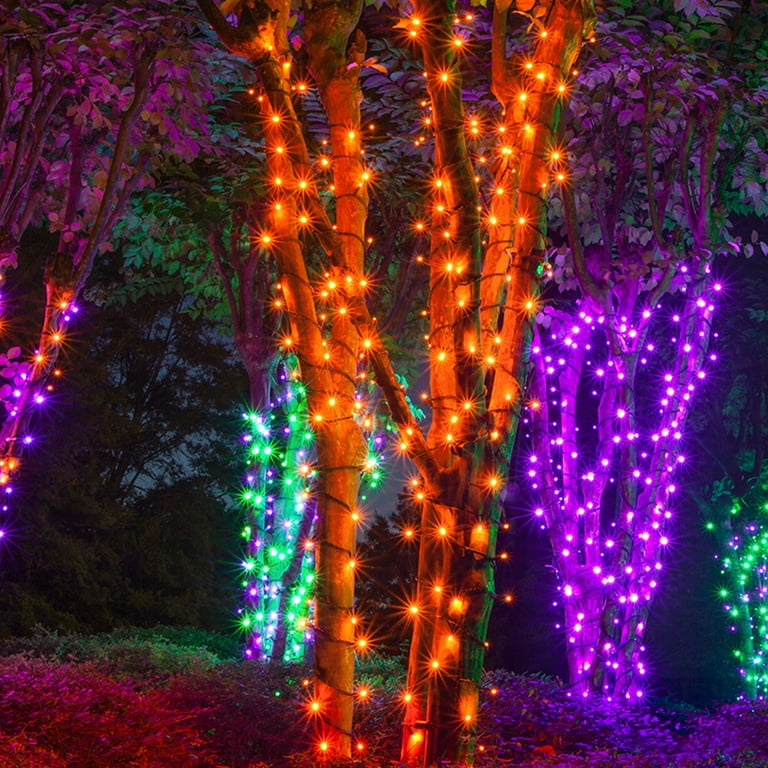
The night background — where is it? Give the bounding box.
[0,0,767,766]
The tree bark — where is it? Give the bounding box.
[396,1,594,763]
[196,0,367,754]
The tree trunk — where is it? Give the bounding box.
[311,422,364,755]
[395,1,594,763]
[195,0,368,753]
[304,1,366,755]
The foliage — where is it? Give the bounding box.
[0,655,217,767]
[0,269,244,636]
[516,0,768,696]
[110,4,433,673]
[1,639,767,767]
[0,625,239,679]
[0,0,234,459]
[162,661,312,767]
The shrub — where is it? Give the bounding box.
[0,733,64,768]
[161,661,313,768]
[0,625,239,664]
[0,656,217,767]
[2,632,768,768]
[678,700,768,766]
[0,625,233,683]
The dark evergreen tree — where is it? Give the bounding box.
[0,271,245,636]
[356,493,420,656]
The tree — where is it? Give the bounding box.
[113,16,430,672]
[390,1,594,762]
[194,0,593,762]
[521,0,768,698]
[116,116,323,665]
[0,0,227,485]
[0,268,243,635]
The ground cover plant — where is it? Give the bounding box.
[0,629,766,768]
